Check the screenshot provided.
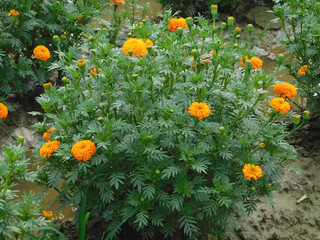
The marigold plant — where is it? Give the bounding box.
[34,7,300,240]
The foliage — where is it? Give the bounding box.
[154,0,243,17]
[273,0,320,111]
[0,0,108,96]
[0,137,64,239]
[33,8,298,240]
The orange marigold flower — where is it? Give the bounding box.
[122,38,148,58]
[75,16,82,21]
[192,56,210,69]
[90,68,102,75]
[43,82,52,89]
[298,65,308,76]
[78,59,86,67]
[145,39,154,47]
[8,9,19,17]
[188,102,210,120]
[42,211,53,219]
[242,163,263,181]
[251,57,263,69]
[269,97,290,114]
[0,103,8,120]
[40,140,60,158]
[48,127,56,133]
[168,18,188,32]
[43,132,51,141]
[71,140,96,161]
[240,56,262,69]
[61,34,67,39]
[273,82,297,99]
[110,0,125,6]
[33,45,51,61]
[240,56,248,66]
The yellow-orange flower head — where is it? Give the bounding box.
[240,56,262,69]
[71,140,96,161]
[0,103,8,120]
[298,65,308,75]
[251,57,263,69]
[8,9,19,17]
[33,45,51,61]
[90,67,102,75]
[122,38,148,58]
[273,82,297,99]
[43,82,52,89]
[145,39,154,47]
[270,97,290,114]
[188,102,210,120]
[42,211,53,219]
[78,59,86,67]
[110,0,125,7]
[43,132,51,141]
[40,140,60,158]
[168,18,188,32]
[242,164,263,181]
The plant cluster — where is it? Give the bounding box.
[0,135,65,239]
[0,0,108,96]
[273,0,320,111]
[30,5,303,239]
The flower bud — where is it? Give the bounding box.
[132,73,138,78]
[128,50,133,56]
[97,116,103,121]
[294,114,301,125]
[227,16,234,27]
[219,126,225,133]
[128,32,132,37]
[142,19,146,23]
[60,34,67,40]
[233,43,238,47]
[17,136,24,145]
[191,49,198,58]
[138,22,143,25]
[176,27,184,39]
[140,198,145,202]
[156,169,160,174]
[88,35,93,41]
[235,34,240,39]
[77,59,86,68]
[102,27,107,31]
[302,110,310,120]
[43,82,52,89]
[233,27,241,35]
[186,17,193,27]
[52,35,60,44]
[247,24,253,34]
[61,76,68,84]
[221,22,227,31]
[146,45,152,51]
[259,142,265,148]
[277,54,285,65]
[211,4,218,17]
[245,60,253,71]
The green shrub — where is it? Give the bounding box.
[0,0,108,96]
[33,9,300,239]
[0,136,65,239]
[273,0,320,111]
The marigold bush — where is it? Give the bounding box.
[273,0,320,110]
[33,7,299,240]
